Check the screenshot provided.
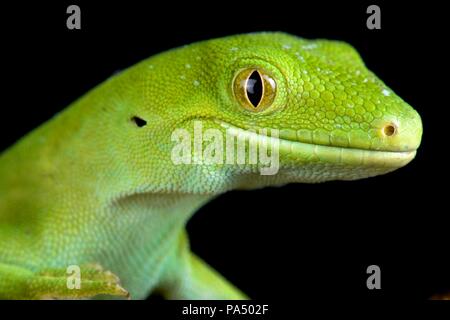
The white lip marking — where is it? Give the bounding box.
[218,121,416,168]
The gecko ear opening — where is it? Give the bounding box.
[131,116,147,127]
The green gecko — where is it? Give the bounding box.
[0,32,422,299]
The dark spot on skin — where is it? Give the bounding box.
[131,116,147,127]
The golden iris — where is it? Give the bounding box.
[233,68,276,112]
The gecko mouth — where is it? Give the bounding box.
[217,121,417,168]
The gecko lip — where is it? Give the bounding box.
[217,121,417,168]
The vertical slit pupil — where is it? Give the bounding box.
[246,71,263,107]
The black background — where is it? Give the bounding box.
[1,0,448,304]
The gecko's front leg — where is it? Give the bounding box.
[0,263,129,299]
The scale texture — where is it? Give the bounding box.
[0,33,422,299]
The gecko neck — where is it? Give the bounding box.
[93,191,211,298]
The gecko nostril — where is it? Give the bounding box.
[383,123,397,137]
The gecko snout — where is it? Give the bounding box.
[377,109,422,152]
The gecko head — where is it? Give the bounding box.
[164,32,422,185]
[124,32,422,192]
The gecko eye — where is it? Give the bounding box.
[233,68,276,112]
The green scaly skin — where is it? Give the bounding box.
[0,33,422,299]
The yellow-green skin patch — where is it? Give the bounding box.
[0,33,422,299]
